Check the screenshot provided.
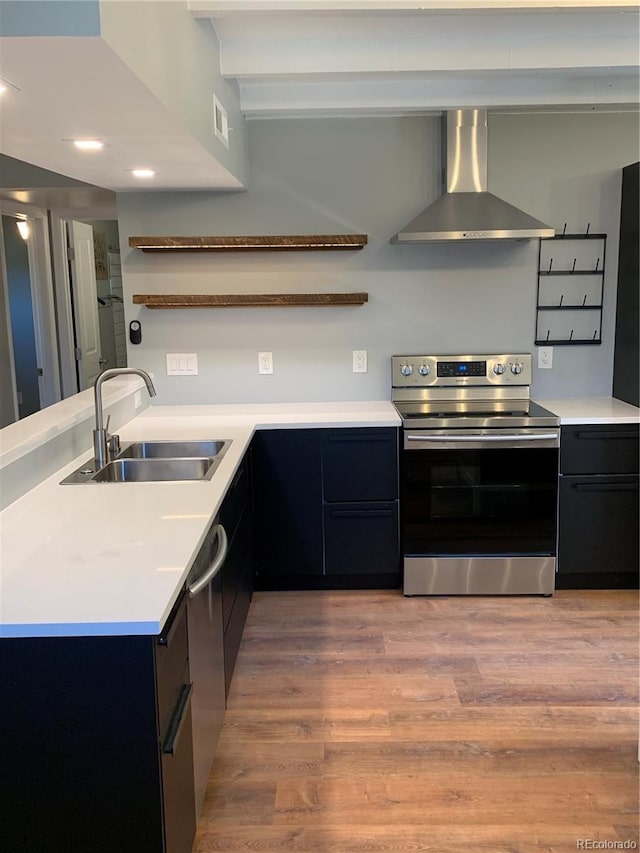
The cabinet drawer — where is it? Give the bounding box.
[324,501,399,575]
[155,594,189,738]
[322,428,399,502]
[560,424,639,474]
[160,660,196,853]
[558,475,639,574]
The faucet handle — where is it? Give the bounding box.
[108,433,121,458]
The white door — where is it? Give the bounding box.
[68,221,101,389]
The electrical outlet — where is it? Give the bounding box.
[352,350,367,373]
[258,351,273,374]
[538,346,553,369]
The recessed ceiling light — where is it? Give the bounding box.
[72,139,105,151]
[131,169,155,179]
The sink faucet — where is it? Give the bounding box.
[93,368,156,468]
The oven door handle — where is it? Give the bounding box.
[405,433,559,446]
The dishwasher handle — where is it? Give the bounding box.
[188,524,228,598]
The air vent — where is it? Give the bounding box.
[212,94,229,148]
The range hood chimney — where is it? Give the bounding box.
[392,110,555,243]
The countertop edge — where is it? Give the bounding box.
[537,397,640,425]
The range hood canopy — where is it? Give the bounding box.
[392,110,555,243]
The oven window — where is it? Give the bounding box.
[402,447,558,556]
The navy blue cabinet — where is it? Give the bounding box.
[1,595,196,853]
[322,429,398,501]
[252,427,400,589]
[613,161,639,407]
[252,428,324,585]
[556,423,639,588]
[324,501,399,575]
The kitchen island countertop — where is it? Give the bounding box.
[0,401,400,640]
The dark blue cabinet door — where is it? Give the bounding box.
[322,428,399,502]
[560,424,639,475]
[252,429,323,583]
[324,501,399,575]
[558,474,639,575]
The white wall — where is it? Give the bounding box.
[116,112,639,405]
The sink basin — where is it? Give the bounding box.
[60,439,231,484]
[118,439,229,460]
[92,457,217,482]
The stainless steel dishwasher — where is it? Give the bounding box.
[187,519,229,818]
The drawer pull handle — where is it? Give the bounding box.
[330,509,393,518]
[327,435,391,443]
[163,683,193,756]
[573,482,637,492]
[574,430,638,440]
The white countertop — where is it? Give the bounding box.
[536,396,640,425]
[0,401,399,639]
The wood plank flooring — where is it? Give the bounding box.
[193,590,639,853]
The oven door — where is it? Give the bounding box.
[401,429,559,594]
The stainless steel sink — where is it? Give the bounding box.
[92,457,217,482]
[118,440,229,460]
[60,438,231,484]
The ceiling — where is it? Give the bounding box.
[0,0,637,201]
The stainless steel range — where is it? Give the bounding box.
[392,353,560,596]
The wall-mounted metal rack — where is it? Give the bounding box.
[535,226,606,346]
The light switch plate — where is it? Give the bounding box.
[166,353,198,375]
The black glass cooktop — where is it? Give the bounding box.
[394,400,559,428]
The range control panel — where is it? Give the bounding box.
[392,354,532,388]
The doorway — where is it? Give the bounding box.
[63,218,125,390]
[0,203,60,427]
[0,203,124,427]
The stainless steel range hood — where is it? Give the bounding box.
[392,110,555,243]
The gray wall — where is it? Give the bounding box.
[117,112,639,404]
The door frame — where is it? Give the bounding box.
[49,213,79,398]
[0,201,61,412]
[0,225,19,425]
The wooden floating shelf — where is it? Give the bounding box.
[133,293,369,309]
[129,234,368,252]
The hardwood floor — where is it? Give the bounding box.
[193,590,639,853]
